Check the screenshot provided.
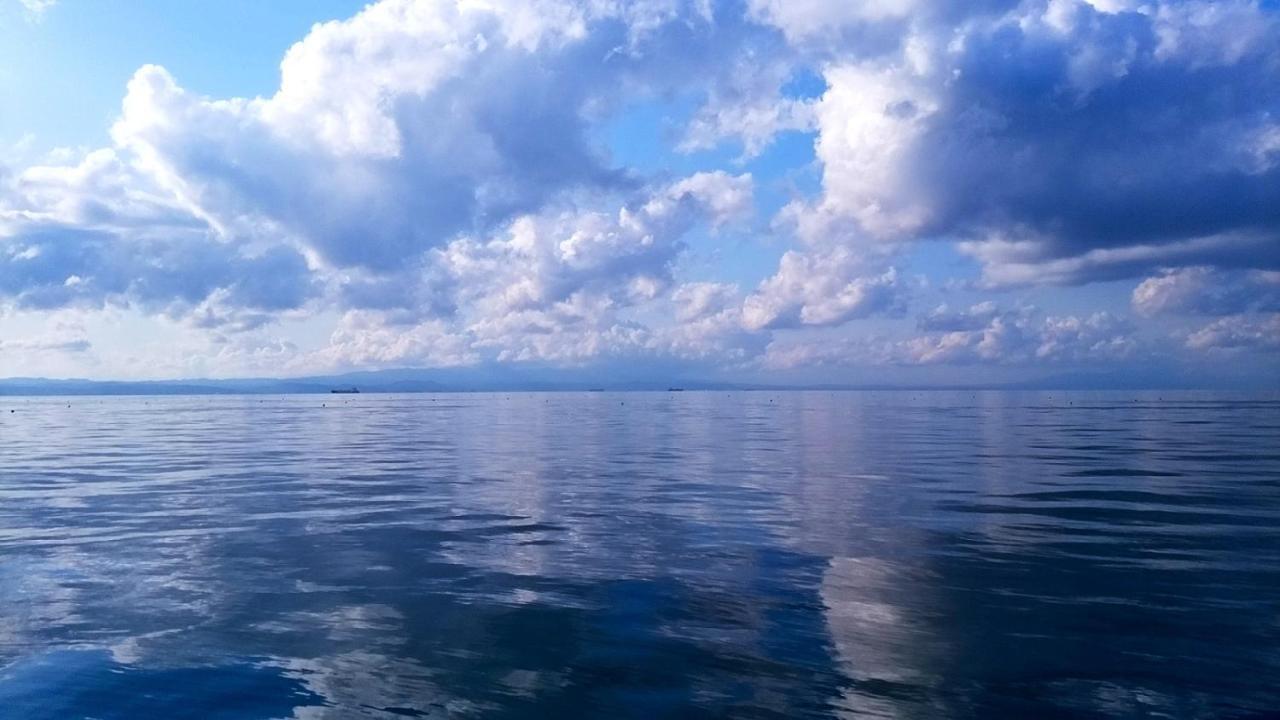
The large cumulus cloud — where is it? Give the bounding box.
[108,0,771,271]
[749,0,1280,286]
[4,0,756,346]
[2,0,1278,380]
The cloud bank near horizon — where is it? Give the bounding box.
[1,0,1277,384]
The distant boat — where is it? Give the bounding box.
[588,388,605,392]
[330,387,360,394]
[667,387,685,392]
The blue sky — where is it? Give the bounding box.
[0,1,366,147]
[0,0,1277,386]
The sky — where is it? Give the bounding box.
[0,0,1277,386]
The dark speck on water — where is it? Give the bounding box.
[0,390,1278,719]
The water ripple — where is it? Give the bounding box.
[1,391,1278,718]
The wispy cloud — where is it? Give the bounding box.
[18,0,56,20]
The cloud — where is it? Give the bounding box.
[0,222,317,325]
[0,143,318,330]
[313,312,479,370]
[673,281,739,323]
[452,172,746,315]
[678,54,818,159]
[2,0,1278,381]
[746,0,939,49]
[657,281,763,361]
[764,304,1138,369]
[917,301,999,332]
[957,231,1278,287]
[2,2,750,338]
[0,337,89,353]
[310,171,752,368]
[0,314,92,375]
[897,307,1138,366]
[107,0,768,272]
[729,0,1278,352]
[1185,314,1280,352]
[743,252,905,331]
[3,148,199,235]
[751,0,1280,286]
[18,0,56,20]
[1132,267,1280,317]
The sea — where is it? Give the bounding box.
[0,391,1277,719]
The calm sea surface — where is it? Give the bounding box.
[0,392,1277,719]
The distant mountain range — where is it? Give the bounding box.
[0,367,1239,396]
[0,368,726,396]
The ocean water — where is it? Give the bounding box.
[0,391,1277,719]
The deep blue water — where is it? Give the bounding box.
[0,391,1278,719]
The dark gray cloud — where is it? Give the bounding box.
[930,11,1280,281]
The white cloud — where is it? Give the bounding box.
[448,173,751,362]
[746,0,922,46]
[743,250,904,331]
[18,0,56,20]
[764,305,1138,369]
[2,0,1279,381]
[1185,314,1280,352]
[679,56,818,158]
[2,1,748,355]
[917,301,999,332]
[654,281,761,361]
[313,312,479,369]
[751,0,1280,286]
[804,61,938,241]
[312,171,752,368]
[107,1,650,272]
[1151,0,1276,67]
[1132,267,1280,317]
